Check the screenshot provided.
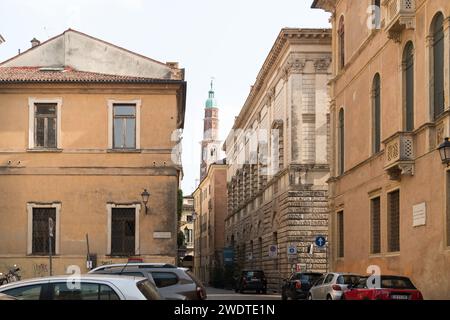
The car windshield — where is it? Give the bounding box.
[136,280,161,300]
[337,275,360,285]
[300,274,322,282]
[244,271,264,278]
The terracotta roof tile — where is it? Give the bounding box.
[0,66,180,83]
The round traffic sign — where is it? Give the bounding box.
[315,236,326,247]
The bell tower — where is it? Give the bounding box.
[200,80,222,180]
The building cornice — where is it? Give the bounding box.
[311,0,336,13]
[232,28,331,130]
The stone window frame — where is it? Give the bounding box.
[428,12,446,122]
[386,188,401,254]
[402,41,415,132]
[336,210,344,259]
[27,202,61,255]
[106,203,141,256]
[28,98,62,150]
[338,15,345,71]
[337,108,345,176]
[369,195,382,256]
[107,99,141,150]
[371,73,382,155]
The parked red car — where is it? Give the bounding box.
[343,275,423,300]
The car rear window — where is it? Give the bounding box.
[337,275,360,285]
[186,270,202,286]
[151,272,179,288]
[380,277,416,289]
[136,280,161,300]
[244,271,264,278]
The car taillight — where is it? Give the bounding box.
[197,287,206,300]
[295,281,302,290]
[416,291,424,300]
[332,285,342,291]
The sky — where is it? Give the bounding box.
[0,0,331,195]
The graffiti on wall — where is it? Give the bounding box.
[33,263,49,277]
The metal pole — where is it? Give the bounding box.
[49,217,54,276]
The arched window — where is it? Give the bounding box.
[372,74,381,153]
[338,108,345,175]
[403,42,414,131]
[338,16,345,70]
[431,13,445,120]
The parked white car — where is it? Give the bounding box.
[308,272,361,300]
[0,274,161,300]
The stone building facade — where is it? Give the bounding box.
[224,29,332,292]
[180,196,195,259]
[312,0,450,299]
[0,29,186,278]
[193,162,227,285]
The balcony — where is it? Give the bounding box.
[384,0,415,42]
[383,132,415,180]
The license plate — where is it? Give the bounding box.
[391,295,409,300]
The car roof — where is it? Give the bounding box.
[89,263,177,272]
[0,274,146,290]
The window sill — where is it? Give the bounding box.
[28,254,60,257]
[384,252,400,257]
[106,254,141,258]
[27,148,63,153]
[107,149,142,153]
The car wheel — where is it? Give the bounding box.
[235,288,239,293]
[281,292,287,301]
[307,293,313,300]
[262,289,267,294]
[326,295,333,301]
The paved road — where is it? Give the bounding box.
[206,287,281,300]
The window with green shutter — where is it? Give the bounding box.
[432,13,444,120]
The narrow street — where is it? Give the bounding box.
[206,287,281,301]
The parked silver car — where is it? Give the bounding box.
[308,272,361,300]
[0,274,161,300]
[89,263,207,300]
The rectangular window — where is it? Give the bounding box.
[113,105,136,149]
[388,190,400,252]
[371,197,381,254]
[32,208,56,255]
[34,103,57,149]
[111,208,135,256]
[337,211,344,258]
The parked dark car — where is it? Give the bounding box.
[343,275,424,300]
[281,272,323,300]
[235,270,267,294]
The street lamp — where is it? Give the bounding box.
[438,138,450,166]
[141,189,150,214]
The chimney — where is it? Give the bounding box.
[31,38,40,48]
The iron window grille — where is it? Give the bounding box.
[32,208,56,255]
[111,208,136,256]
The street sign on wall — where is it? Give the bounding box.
[315,236,326,248]
[287,244,297,255]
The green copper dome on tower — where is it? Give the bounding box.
[205,80,218,108]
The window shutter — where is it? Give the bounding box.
[433,14,445,119]
[371,197,381,254]
[388,190,400,252]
